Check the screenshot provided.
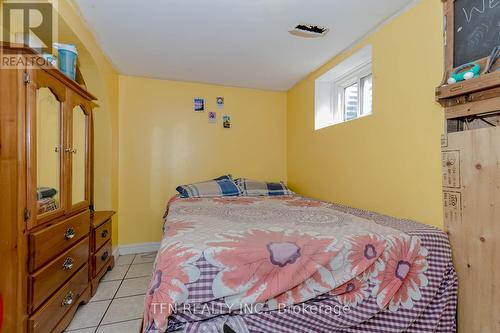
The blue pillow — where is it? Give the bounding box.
[235,178,294,196]
[176,177,241,198]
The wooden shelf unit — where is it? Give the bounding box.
[436,2,500,332]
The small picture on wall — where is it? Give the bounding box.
[216,97,224,109]
[208,111,216,123]
[223,115,231,128]
[194,98,204,112]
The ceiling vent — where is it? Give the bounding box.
[289,24,329,38]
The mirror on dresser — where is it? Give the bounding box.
[35,87,64,220]
[71,105,88,206]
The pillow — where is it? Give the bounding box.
[235,178,294,196]
[176,177,241,198]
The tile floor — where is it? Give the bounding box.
[64,252,157,333]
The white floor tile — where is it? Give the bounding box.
[65,300,111,331]
[101,295,145,325]
[65,327,96,333]
[125,262,154,279]
[96,319,142,333]
[132,252,157,264]
[101,265,129,281]
[90,280,121,302]
[116,276,150,298]
[115,254,135,266]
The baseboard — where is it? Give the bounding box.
[118,242,161,256]
[112,246,119,259]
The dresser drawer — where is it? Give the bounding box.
[93,240,112,276]
[94,219,111,252]
[28,265,89,333]
[29,210,90,271]
[29,237,89,311]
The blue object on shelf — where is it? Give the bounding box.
[450,62,480,82]
[54,43,77,80]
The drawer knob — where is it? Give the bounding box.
[101,229,109,238]
[61,291,74,307]
[62,257,74,271]
[64,228,75,240]
[101,251,109,261]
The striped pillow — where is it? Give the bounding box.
[235,178,294,196]
[176,177,241,198]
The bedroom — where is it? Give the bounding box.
[0,0,498,332]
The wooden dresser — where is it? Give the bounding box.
[90,211,115,295]
[0,43,96,333]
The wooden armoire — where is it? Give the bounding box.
[436,1,500,332]
[0,43,110,333]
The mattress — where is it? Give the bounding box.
[144,196,457,333]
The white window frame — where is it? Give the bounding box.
[334,64,372,122]
[314,45,372,130]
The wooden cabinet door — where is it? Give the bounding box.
[66,90,93,214]
[26,69,67,229]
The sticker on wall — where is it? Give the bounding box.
[223,115,231,128]
[194,98,205,112]
[208,111,217,123]
[216,97,224,109]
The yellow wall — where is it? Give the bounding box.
[287,0,445,228]
[118,76,287,244]
[5,0,446,248]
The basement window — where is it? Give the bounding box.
[315,45,372,130]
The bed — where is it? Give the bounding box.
[143,195,457,333]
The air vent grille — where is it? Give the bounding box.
[289,23,329,38]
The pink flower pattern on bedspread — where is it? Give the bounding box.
[204,229,338,307]
[331,277,370,307]
[144,243,201,332]
[372,236,429,311]
[347,234,386,278]
[144,196,432,332]
[164,220,195,237]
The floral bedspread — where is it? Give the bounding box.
[144,196,457,333]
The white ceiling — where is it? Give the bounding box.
[73,0,415,91]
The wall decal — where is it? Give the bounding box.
[208,111,216,123]
[216,97,224,109]
[223,115,231,128]
[194,98,204,112]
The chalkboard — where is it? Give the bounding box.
[454,0,500,67]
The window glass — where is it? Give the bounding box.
[344,83,358,121]
[361,74,372,116]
